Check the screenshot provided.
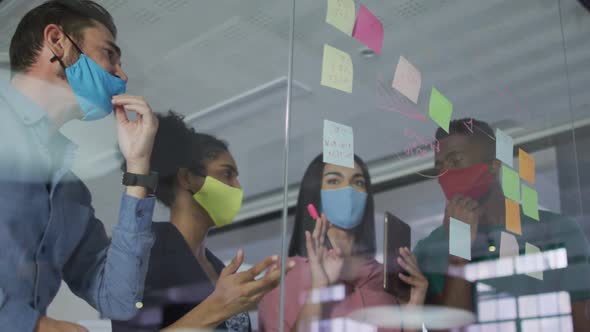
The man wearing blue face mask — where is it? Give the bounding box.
[0,1,159,332]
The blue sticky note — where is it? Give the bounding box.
[496,129,514,167]
[449,217,471,260]
[323,120,354,168]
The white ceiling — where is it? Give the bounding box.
[1,0,589,229]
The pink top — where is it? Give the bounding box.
[258,256,402,332]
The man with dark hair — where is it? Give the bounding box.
[413,118,590,331]
[1,1,159,331]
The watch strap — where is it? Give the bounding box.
[122,171,158,193]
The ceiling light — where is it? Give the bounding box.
[360,47,376,58]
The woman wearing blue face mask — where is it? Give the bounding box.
[112,111,292,332]
[258,154,428,332]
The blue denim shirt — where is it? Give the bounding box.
[0,81,156,332]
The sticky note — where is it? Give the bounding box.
[495,129,514,167]
[326,0,356,36]
[505,198,522,235]
[429,87,453,133]
[323,120,354,168]
[449,217,471,261]
[500,231,519,258]
[519,149,535,185]
[521,184,539,221]
[352,5,384,55]
[321,44,353,93]
[501,165,520,202]
[392,56,421,104]
[525,242,543,280]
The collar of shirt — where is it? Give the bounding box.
[0,80,78,172]
[0,80,47,126]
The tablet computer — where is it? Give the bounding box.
[383,212,412,301]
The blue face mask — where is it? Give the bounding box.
[321,186,368,229]
[53,34,126,121]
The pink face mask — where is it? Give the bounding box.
[437,163,495,201]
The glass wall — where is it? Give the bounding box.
[1,0,589,331]
[280,0,590,331]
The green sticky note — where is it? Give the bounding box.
[326,0,356,36]
[525,242,543,280]
[321,44,353,93]
[429,87,453,133]
[522,184,539,221]
[501,165,520,202]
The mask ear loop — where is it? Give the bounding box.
[416,169,449,179]
[49,31,84,69]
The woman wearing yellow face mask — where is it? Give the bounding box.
[112,111,294,332]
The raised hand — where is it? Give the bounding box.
[397,247,428,306]
[112,95,158,175]
[209,249,296,319]
[305,214,344,289]
[444,195,482,243]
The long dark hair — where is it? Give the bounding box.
[288,154,376,258]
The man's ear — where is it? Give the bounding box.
[489,159,502,176]
[44,24,67,59]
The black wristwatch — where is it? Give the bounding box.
[122,171,158,194]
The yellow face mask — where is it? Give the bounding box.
[192,176,243,227]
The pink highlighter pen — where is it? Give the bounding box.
[307,203,319,219]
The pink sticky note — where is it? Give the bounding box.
[307,204,319,219]
[392,56,422,104]
[352,5,383,55]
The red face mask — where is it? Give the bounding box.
[437,163,495,201]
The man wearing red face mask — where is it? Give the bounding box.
[413,119,590,331]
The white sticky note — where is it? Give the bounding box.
[392,56,421,104]
[323,120,354,168]
[525,243,544,280]
[496,129,514,167]
[449,217,471,261]
[500,231,519,258]
[321,44,353,93]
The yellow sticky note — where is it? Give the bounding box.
[321,44,353,93]
[326,0,356,36]
[519,149,535,185]
[505,198,522,235]
[525,242,543,280]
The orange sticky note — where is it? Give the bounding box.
[505,198,522,235]
[519,149,535,185]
